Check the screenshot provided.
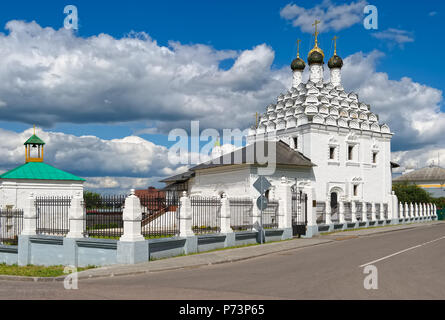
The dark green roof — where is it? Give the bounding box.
[24,134,45,145]
[328,55,343,69]
[291,57,306,71]
[0,162,85,181]
[308,51,324,65]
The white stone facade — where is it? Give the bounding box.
[0,179,84,209]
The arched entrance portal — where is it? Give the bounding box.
[330,192,338,213]
[329,187,344,223]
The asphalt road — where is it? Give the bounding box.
[1,223,445,300]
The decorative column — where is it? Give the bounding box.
[351,201,358,223]
[179,191,195,238]
[371,203,377,221]
[380,203,385,220]
[18,193,37,266]
[414,203,419,218]
[220,194,233,234]
[220,193,235,246]
[339,201,346,224]
[433,204,437,218]
[410,203,414,218]
[22,193,37,236]
[426,203,431,218]
[325,195,333,225]
[66,192,85,239]
[405,203,410,218]
[303,183,318,238]
[399,202,404,219]
[362,201,368,222]
[120,190,144,242]
[277,177,292,230]
[117,189,149,264]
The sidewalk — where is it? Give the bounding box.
[0,220,442,282]
[72,220,444,281]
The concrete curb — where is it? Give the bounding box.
[75,239,334,281]
[0,274,66,282]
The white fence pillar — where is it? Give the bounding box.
[339,201,346,223]
[405,203,410,218]
[120,189,144,242]
[409,203,414,218]
[66,192,85,239]
[389,191,398,220]
[380,203,385,220]
[220,194,233,233]
[303,187,316,227]
[22,193,37,236]
[325,196,332,225]
[422,203,426,217]
[371,203,377,221]
[351,201,357,223]
[362,201,368,222]
[399,202,404,218]
[179,191,195,237]
[277,177,292,229]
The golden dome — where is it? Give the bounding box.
[308,45,324,58]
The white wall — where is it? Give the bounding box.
[0,179,84,209]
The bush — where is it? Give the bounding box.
[392,183,433,204]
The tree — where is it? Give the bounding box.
[83,190,102,209]
[392,182,432,204]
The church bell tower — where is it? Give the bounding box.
[24,126,45,163]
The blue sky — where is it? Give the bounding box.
[0,0,443,191]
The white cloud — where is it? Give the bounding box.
[0,20,288,132]
[429,11,437,17]
[371,28,414,47]
[339,50,443,153]
[280,0,368,33]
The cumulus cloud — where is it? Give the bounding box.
[371,28,414,47]
[0,20,288,132]
[280,0,368,33]
[0,127,240,193]
[339,50,443,152]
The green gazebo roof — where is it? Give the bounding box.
[24,134,45,145]
[0,162,85,181]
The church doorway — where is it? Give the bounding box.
[330,191,339,222]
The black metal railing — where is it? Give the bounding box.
[316,202,326,224]
[262,200,279,229]
[140,194,180,238]
[191,197,221,235]
[366,203,372,220]
[375,203,381,220]
[229,198,253,231]
[35,196,71,236]
[0,209,23,245]
[344,202,352,222]
[84,195,126,239]
[356,202,363,221]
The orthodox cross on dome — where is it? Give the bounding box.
[312,20,321,47]
[296,39,301,58]
[24,126,45,163]
[332,35,339,55]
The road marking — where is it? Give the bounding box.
[359,235,445,268]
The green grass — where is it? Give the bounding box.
[0,264,95,277]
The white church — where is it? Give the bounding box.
[162,24,396,219]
